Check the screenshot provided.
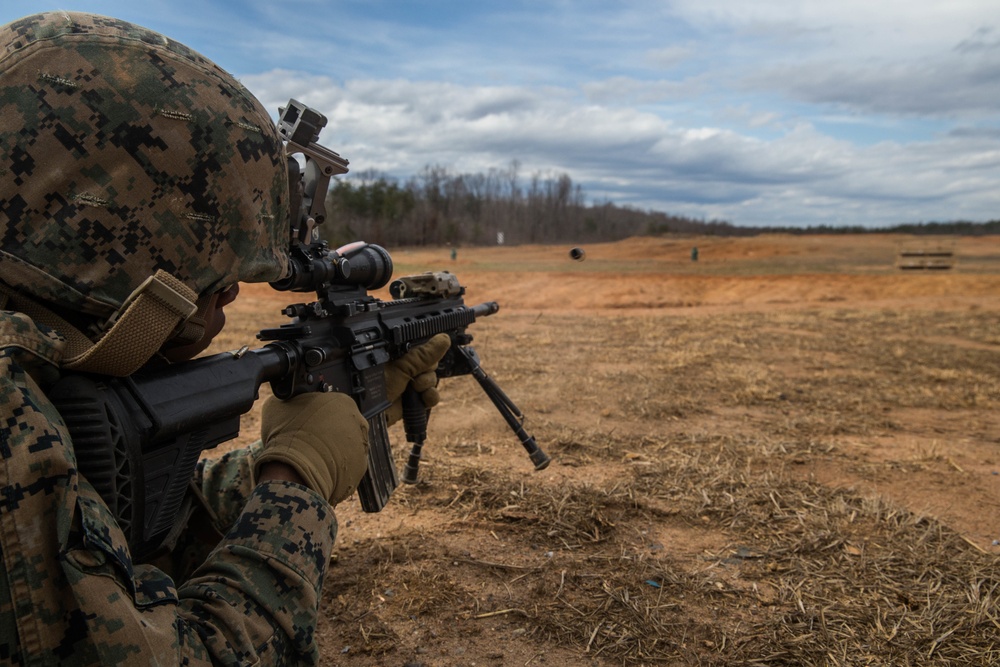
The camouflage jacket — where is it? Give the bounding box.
[0,309,337,666]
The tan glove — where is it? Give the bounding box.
[384,333,451,425]
[255,392,369,506]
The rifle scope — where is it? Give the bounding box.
[270,241,394,292]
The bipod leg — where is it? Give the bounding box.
[456,346,550,470]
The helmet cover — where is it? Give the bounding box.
[0,11,289,321]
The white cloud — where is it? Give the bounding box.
[582,77,704,105]
[747,48,1000,117]
[244,70,1000,227]
[667,0,995,56]
[644,45,693,70]
[657,0,1000,118]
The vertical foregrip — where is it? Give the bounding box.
[401,387,429,484]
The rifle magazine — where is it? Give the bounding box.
[357,412,398,512]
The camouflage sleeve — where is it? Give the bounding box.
[176,481,337,664]
[63,476,336,665]
[196,439,267,531]
[148,441,266,582]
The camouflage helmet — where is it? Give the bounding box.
[0,12,290,326]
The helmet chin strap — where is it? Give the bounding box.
[1,270,200,377]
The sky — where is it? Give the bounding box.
[3,1,999,228]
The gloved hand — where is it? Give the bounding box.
[255,392,369,506]
[384,333,451,426]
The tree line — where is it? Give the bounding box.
[322,163,730,247]
[321,163,1000,247]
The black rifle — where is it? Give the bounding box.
[48,99,549,561]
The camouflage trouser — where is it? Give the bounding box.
[0,317,338,666]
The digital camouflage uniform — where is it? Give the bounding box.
[0,12,340,665]
[0,318,337,664]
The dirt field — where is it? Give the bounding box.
[212,234,1000,666]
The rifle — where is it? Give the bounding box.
[47,99,549,561]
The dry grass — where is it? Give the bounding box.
[306,304,1000,666]
[219,236,1000,665]
[321,439,1000,665]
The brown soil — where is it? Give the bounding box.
[212,234,1000,666]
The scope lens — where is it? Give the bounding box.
[336,242,394,290]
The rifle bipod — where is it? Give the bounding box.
[401,345,549,485]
